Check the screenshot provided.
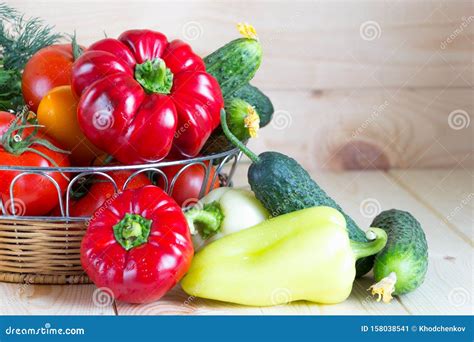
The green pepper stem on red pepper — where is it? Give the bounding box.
[135,59,173,94]
[113,213,152,251]
[81,185,194,304]
[72,30,224,164]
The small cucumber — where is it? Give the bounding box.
[220,110,373,276]
[369,209,428,302]
[204,38,262,97]
[201,84,274,154]
[201,98,258,155]
[231,84,274,127]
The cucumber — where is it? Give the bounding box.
[204,38,262,98]
[248,152,373,276]
[201,85,274,154]
[220,110,373,276]
[201,98,256,155]
[370,209,428,299]
[231,84,274,127]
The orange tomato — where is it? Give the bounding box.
[37,85,104,166]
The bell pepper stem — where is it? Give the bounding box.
[220,109,260,163]
[185,201,224,239]
[113,213,152,251]
[350,228,387,260]
[135,58,173,94]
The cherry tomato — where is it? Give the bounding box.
[66,170,152,217]
[22,44,75,112]
[37,85,103,166]
[0,111,70,216]
[158,161,220,207]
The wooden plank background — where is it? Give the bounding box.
[7,0,473,170]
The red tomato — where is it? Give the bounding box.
[22,44,75,112]
[158,161,220,207]
[66,170,152,217]
[0,111,70,216]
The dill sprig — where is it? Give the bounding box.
[0,2,63,110]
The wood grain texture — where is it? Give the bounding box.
[388,169,473,243]
[0,283,115,315]
[247,88,473,170]
[9,0,473,90]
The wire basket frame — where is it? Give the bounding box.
[0,148,242,221]
[0,148,242,284]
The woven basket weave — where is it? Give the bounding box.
[0,218,91,284]
[0,148,241,285]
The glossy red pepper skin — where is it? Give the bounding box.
[72,30,224,164]
[81,185,194,303]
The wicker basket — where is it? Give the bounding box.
[0,149,241,284]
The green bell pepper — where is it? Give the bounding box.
[181,206,387,306]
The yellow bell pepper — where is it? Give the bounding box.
[181,206,387,306]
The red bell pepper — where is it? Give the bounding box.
[81,185,193,303]
[72,29,224,164]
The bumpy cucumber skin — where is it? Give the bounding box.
[225,98,253,141]
[231,84,274,127]
[371,209,428,295]
[201,84,275,155]
[204,38,262,97]
[200,98,252,155]
[248,152,373,277]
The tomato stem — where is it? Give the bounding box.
[1,107,71,180]
[71,30,84,61]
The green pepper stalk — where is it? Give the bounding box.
[185,188,270,251]
[181,206,388,306]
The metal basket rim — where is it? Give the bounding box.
[0,147,241,172]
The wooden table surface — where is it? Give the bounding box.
[0,165,472,315]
